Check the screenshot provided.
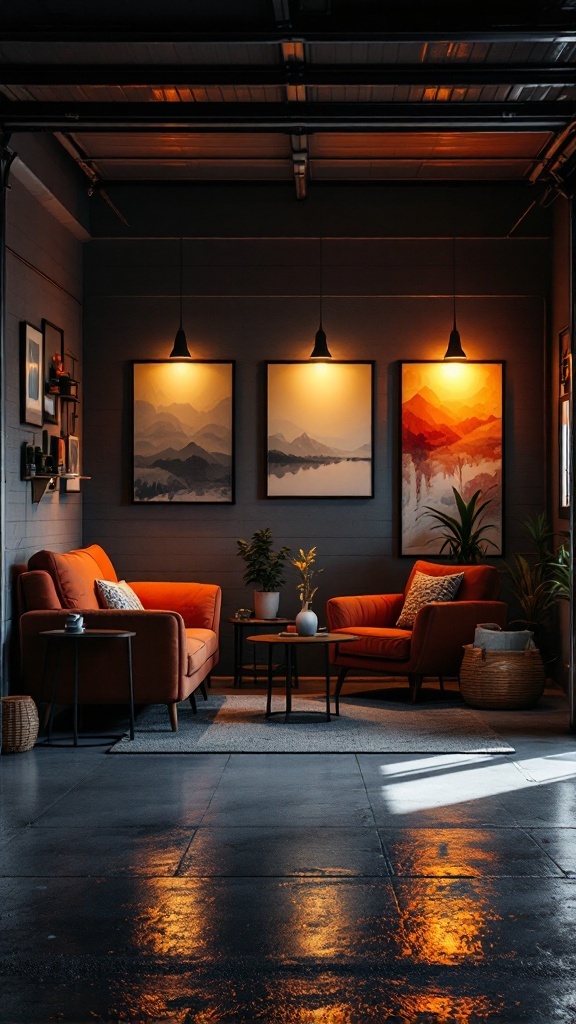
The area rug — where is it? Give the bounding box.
[109,694,514,754]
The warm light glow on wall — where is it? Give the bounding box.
[402,361,500,419]
[134,360,230,409]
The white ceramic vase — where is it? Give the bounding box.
[295,603,318,636]
[254,591,280,620]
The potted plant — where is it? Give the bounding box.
[418,486,497,564]
[236,528,290,619]
[503,512,570,668]
[292,546,324,636]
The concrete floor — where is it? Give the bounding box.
[0,680,575,1024]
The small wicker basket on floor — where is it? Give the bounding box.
[460,645,545,710]
[1,695,39,754]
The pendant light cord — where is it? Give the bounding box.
[179,236,183,330]
[452,236,457,329]
[315,235,319,327]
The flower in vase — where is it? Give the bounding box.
[292,547,323,607]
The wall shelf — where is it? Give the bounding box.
[23,474,91,504]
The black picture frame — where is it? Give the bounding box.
[399,360,505,557]
[42,320,64,426]
[132,360,235,504]
[20,321,44,427]
[265,361,375,499]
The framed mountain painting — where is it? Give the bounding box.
[400,361,504,556]
[266,361,374,498]
[132,361,234,503]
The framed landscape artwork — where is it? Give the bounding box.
[20,322,44,427]
[132,361,234,503]
[400,361,504,556]
[266,361,374,498]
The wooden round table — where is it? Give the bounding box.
[247,632,358,722]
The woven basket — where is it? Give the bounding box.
[1,695,39,754]
[460,645,545,710]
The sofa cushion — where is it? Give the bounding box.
[404,560,500,601]
[185,628,219,677]
[28,548,105,610]
[397,570,464,629]
[84,545,118,583]
[96,579,145,611]
[333,626,412,661]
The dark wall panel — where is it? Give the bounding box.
[83,216,549,677]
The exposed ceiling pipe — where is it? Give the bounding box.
[55,131,129,226]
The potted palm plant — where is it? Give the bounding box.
[236,528,290,619]
[418,486,497,564]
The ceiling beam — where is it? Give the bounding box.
[1,30,576,43]
[2,100,573,132]
[1,64,575,87]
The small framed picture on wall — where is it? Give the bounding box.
[42,320,64,426]
[20,322,44,427]
[64,435,81,491]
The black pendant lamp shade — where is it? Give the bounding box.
[310,326,331,359]
[170,237,191,358]
[444,238,467,361]
[310,237,332,359]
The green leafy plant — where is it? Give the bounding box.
[418,487,497,564]
[292,547,323,606]
[504,513,570,629]
[236,528,290,592]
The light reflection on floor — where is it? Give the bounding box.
[377,752,576,814]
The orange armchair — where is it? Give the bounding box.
[326,560,507,707]
[17,544,221,731]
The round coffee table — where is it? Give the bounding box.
[247,632,357,722]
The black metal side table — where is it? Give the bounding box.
[39,629,136,747]
[229,617,296,687]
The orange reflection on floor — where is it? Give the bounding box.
[285,881,353,960]
[131,877,213,958]
[398,878,501,965]
[392,828,500,877]
[399,991,498,1024]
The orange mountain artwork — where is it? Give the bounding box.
[401,362,503,555]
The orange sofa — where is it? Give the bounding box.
[17,544,221,731]
[326,559,507,706]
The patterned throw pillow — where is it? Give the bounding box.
[396,570,464,629]
[95,579,144,611]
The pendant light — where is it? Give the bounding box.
[169,236,191,358]
[444,237,467,361]
[310,237,332,359]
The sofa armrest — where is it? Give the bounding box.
[129,581,221,632]
[326,594,404,630]
[410,600,508,674]
[19,608,188,704]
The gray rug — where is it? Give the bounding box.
[110,694,514,754]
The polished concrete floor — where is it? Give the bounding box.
[1,680,575,1023]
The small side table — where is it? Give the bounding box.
[229,617,296,687]
[247,632,358,722]
[39,629,136,747]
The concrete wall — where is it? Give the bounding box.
[83,185,550,676]
[3,136,87,690]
